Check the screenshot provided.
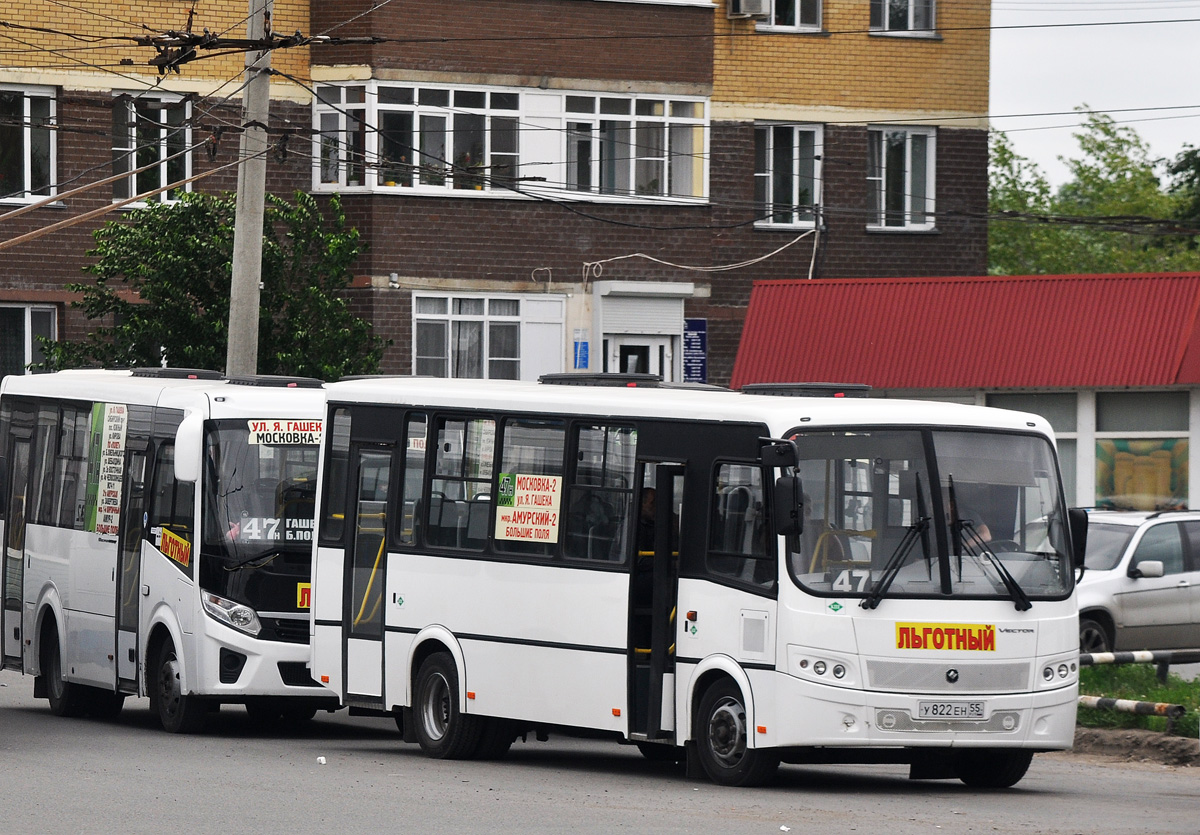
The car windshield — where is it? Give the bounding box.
[1083,522,1137,571]
[787,428,1073,604]
[201,420,320,563]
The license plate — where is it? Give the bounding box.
[917,701,985,720]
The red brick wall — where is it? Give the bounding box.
[311,0,713,85]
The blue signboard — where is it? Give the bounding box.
[683,318,707,383]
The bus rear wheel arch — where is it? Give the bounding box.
[693,677,779,787]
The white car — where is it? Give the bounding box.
[1076,510,1200,652]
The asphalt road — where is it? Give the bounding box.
[1,667,1196,835]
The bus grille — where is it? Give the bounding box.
[278,662,324,688]
[865,660,1031,693]
[259,616,310,644]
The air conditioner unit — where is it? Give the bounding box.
[728,0,770,19]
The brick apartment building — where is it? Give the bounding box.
[0,0,989,385]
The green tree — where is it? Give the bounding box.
[989,112,1200,274]
[41,191,387,380]
[1168,144,1200,233]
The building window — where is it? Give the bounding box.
[0,305,55,380]
[869,0,934,33]
[754,124,820,226]
[761,0,820,30]
[0,87,55,201]
[987,392,1078,507]
[414,295,523,380]
[564,96,705,198]
[112,94,190,202]
[313,83,707,201]
[867,127,935,229]
[1095,391,1189,511]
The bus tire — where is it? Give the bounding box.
[954,749,1033,788]
[695,679,779,787]
[86,689,126,720]
[151,638,208,734]
[413,652,483,759]
[41,627,87,718]
[474,717,516,760]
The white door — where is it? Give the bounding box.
[1116,522,1192,649]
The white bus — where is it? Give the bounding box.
[309,376,1086,787]
[1,368,336,732]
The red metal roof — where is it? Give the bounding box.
[731,273,1200,390]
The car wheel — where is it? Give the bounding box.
[1079,617,1112,654]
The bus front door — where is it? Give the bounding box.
[629,462,683,740]
[115,449,148,689]
[2,434,31,669]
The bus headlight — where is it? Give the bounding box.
[201,592,262,636]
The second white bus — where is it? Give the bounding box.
[309,376,1086,786]
[1,369,337,732]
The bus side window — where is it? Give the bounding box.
[319,408,352,545]
[494,418,565,559]
[149,443,196,573]
[28,405,57,526]
[428,417,494,551]
[397,413,427,545]
[707,463,774,588]
[564,425,636,563]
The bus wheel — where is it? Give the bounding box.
[695,679,779,787]
[151,639,208,734]
[413,652,483,759]
[474,718,516,760]
[86,690,126,720]
[954,749,1033,788]
[41,628,87,718]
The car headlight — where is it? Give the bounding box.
[201,591,262,636]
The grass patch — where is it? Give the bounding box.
[1078,664,1199,738]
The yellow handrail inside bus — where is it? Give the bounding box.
[353,534,386,627]
[808,528,877,573]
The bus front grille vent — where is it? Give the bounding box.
[865,660,1031,694]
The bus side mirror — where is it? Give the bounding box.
[174,412,204,483]
[774,475,803,538]
[760,439,798,468]
[1068,507,1088,569]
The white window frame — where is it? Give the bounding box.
[311,83,709,203]
[757,0,821,32]
[562,95,706,200]
[869,0,936,35]
[111,93,192,204]
[0,304,56,378]
[866,126,935,231]
[0,85,56,203]
[754,123,822,228]
[413,294,527,380]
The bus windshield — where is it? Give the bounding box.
[787,428,1072,604]
[202,421,320,564]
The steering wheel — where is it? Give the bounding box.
[989,539,1021,553]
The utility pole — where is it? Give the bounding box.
[226,0,274,376]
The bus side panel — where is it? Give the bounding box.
[311,545,345,697]
[26,524,116,688]
[388,553,629,733]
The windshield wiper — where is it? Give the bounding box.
[960,522,1033,612]
[861,516,930,610]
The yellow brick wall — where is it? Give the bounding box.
[714,0,989,117]
[0,0,311,96]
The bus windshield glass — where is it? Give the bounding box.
[202,420,320,563]
[787,429,1072,603]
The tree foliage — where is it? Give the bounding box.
[989,112,1200,275]
[41,191,387,380]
